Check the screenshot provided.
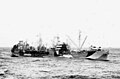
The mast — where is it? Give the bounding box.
[78,30,81,49]
[80,36,87,50]
[56,35,60,45]
[36,33,42,46]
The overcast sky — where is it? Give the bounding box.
[0,0,120,48]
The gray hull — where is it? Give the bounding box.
[71,50,109,60]
[86,50,109,60]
